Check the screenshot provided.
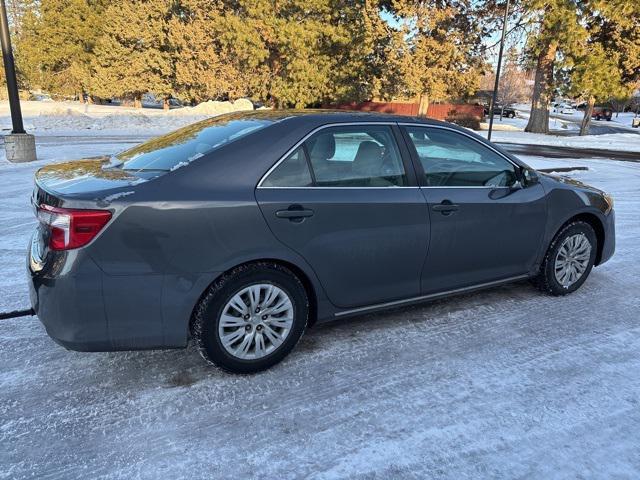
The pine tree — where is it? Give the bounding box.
[169,0,246,104]
[566,44,627,135]
[14,0,105,98]
[220,0,353,108]
[523,0,639,134]
[522,0,587,133]
[375,0,485,112]
[92,0,176,107]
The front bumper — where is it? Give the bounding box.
[598,209,615,265]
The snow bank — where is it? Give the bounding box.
[479,122,521,131]
[0,99,255,136]
[479,131,640,153]
[171,98,254,116]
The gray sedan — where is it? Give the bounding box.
[28,111,615,373]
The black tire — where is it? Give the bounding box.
[192,262,309,373]
[533,221,598,296]
[510,112,516,118]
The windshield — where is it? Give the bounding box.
[113,114,272,172]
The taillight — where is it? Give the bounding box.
[37,205,112,250]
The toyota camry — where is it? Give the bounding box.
[28,111,615,373]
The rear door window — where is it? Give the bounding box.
[261,147,313,187]
[304,126,407,187]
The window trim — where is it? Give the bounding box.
[398,123,522,189]
[260,145,315,188]
[257,122,416,189]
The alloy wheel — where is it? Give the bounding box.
[554,233,592,288]
[218,284,294,360]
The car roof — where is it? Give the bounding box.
[229,108,457,129]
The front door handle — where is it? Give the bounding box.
[275,205,314,221]
[432,201,459,215]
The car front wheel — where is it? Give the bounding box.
[192,263,308,373]
[533,221,598,296]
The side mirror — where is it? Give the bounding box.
[521,168,539,187]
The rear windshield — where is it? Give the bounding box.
[114,115,272,172]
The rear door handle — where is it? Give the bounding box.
[275,205,314,221]
[432,201,459,215]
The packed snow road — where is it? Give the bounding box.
[1,144,639,479]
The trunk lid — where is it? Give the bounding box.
[34,156,156,199]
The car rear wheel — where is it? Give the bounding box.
[533,221,597,296]
[192,263,308,373]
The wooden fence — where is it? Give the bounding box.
[332,101,484,121]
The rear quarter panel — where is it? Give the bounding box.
[85,121,335,344]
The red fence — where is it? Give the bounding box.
[333,101,484,121]
[426,103,484,121]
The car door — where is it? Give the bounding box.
[255,123,430,309]
[401,124,547,294]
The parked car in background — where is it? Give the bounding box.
[28,111,616,373]
[484,104,517,118]
[592,107,613,121]
[552,103,577,115]
[29,93,53,102]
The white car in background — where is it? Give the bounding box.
[553,103,577,115]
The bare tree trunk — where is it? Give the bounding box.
[134,94,142,109]
[580,96,595,136]
[525,42,558,134]
[163,97,170,111]
[418,94,430,117]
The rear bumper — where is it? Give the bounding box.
[28,236,215,352]
[598,209,615,265]
[28,248,113,351]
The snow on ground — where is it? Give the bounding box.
[480,114,581,133]
[0,99,253,137]
[611,111,640,129]
[4,100,640,154]
[480,130,640,153]
[1,136,640,479]
[478,105,640,153]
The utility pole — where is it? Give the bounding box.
[487,0,510,142]
[0,0,36,162]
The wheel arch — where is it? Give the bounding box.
[188,258,320,337]
[554,212,606,265]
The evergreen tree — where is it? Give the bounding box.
[522,0,639,134]
[169,0,245,104]
[219,0,353,108]
[15,0,105,98]
[567,44,627,135]
[375,0,485,112]
[92,0,176,107]
[523,0,586,133]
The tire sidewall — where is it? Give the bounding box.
[543,222,597,295]
[196,264,308,373]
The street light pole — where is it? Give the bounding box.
[0,0,24,133]
[487,0,510,142]
[0,0,36,161]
